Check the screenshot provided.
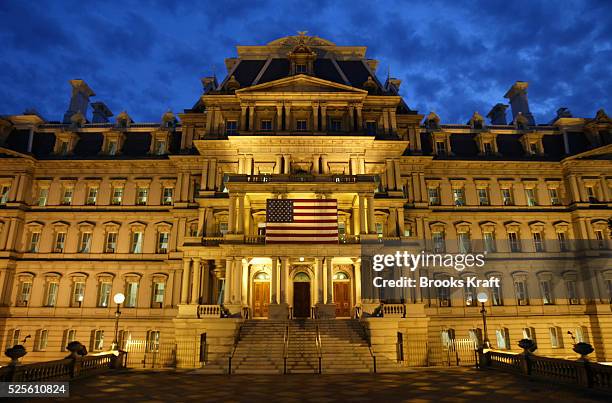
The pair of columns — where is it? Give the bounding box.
[227,193,245,234]
[273,155,292,174]
[181,258,211,304]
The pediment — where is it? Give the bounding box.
[236,74,367,94]
[564,144,612,161]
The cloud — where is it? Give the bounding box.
[0,0,609,123]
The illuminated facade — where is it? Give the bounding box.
[0,34,610,367]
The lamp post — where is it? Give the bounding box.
[112,293,125,350]
[477,292,490,349]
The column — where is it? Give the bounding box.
[312,103,319,132]
[285,103,291,132]
[601,176,610,202]
[412,174,421,203]
[321,155,329,174]
[228,195,236,234]
[246,155,253,175]
[321,104,327,131]
[419,174,427,202]
[271,257,278,304]
[238,155,244,174]
[207,159,217,191]
[190,258,201,304]
[280,257,288,304]
[354,260,362,305]
[240,105,247,131]
[359,195,367,234]
[352,202,361,235]
[397,208,405,236]
[349,105,355,131]
[241,260,249,305]
[234,259,242,305]
[386,160,395,190]
[248,105,255,132]
[382,108,390,133]
[201,261,210,304]
[276,103,283,131]
[275,155,283,174]
[393,160,402,190]
[356,105,363,132]
[316,257,324,304]
[180,259,191,304]
[325,257,333,304]
[367,196,376,234]
[223,259,232,305]
[283,155,291,174]
[237,194,245,234]
[312,155,320,174]
[389,108,397,133]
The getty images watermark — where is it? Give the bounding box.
[370,251,500,289]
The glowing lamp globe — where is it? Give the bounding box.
[477,292,489,304]
[113,293,125,305]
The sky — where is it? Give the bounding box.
[0,0,610,124]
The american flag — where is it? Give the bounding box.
[266,199,338,243]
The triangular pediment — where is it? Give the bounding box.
[564,144,612,161]
[236,74,367,94]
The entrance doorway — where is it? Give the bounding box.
[293,272,311,318]
[253,272,270,318]
[333,272,351,317]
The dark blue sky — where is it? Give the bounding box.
[1,0,610,124]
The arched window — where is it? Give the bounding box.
[333,272,349,280]
[293,272,310,282]
[254,272,270,281]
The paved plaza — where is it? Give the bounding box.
[47,367,608,402]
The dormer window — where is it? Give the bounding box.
[154,139,166,155]
[226,120,237,135]
[59,141,69,156]
[296,120,307,131]
[529,142,538,155]
[296,64,307,73]
[107,140,118,155]
[149,130,171,155]
[483,142,493,156]
[260,120,272,131]
[435,141,447,156]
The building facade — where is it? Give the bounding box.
[0,34,610,366]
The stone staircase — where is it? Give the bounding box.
[231,320,286,374]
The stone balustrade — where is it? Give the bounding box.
[197,304,221,318]
[382,303,406,318]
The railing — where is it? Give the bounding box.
[382,303,406,318]
[226,174,377,184]
[358,321,377,373]
[245,235,265,244]
[197,304,221,318]
[227,322,243,375]
[0,351,126,382]
[481,350,612,391]
[283,324,289,374]
[202,237,223,246]
[339,235,360,244]
[314,323,322,374]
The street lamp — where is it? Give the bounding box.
[477,292,491,349]
[112,292,125,350]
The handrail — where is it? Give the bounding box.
[283,324,289,374]
[227,322,243,375]
[358,320,377,373]
[315,321,322,374]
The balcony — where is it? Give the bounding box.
[226,174,377,184]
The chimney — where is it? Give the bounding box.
[91,102,113,123]
[486,103,508,125]
[504,81,535,126]
[385,77,402,93]
[201,77,218,94]
[63,79,95,124]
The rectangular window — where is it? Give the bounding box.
[540,280,553,305]
[131,231,144,253]
[508,232,521,252]
[464,284,476,306]
[125,282,138,308]
[11,329,20,347]
[28,232,41,252]
[438,284,451,307]
[458,232,471,253]
[330,119,342,132]
[452,188,465,206]
[146,330,160,352]
[495,328,510,350]
[558,231,569,251]
[17,282,32,306]
[37,329,48,351]
[529,142,538,155]
[477,188,490,206]
[72,282,85,307]
[86,187,98,205]
[295,63,307,73]
[66,329,77,346]
[152,282,165,306]
[375,222,383,239]
[45,282,59,307]
[37,188,48,206]
[566,280,578,304]
[433,232,445,253]
[59,141,69,155]
[97,283,112,307]
[61,188,73,205]
[93,330,104,351]
[136,187,148,205]
[105,232,118,253]
[435,141,447,156]
[54,232,66,253]
[162,187,173,205]
[111,187,123,205]
[225,120,237,135]
[483,232,496,253]
[157,232,169,253]
[575,327,587,343]
[365,121,377,135]
[549,188,560,205]
[79,232,92,253]
[0,185,10,204]
[483,142,494,156]
[515,280,529,305]
[118,330,131,350]
[594,230,606,249]
[549,327,562,348]
[296,120,307,131]
[440,329,455,347]
[586,186,597,203]
[219,222,228,236]
[491,282,503,306]
[260,120,272,131]
[107,140,118,155]
[501,188,514,205]
[155,140,166,155]
[428,187,440,205]
[522,327,536,341]
[468,328,483,346]
[525,188,538,206]
[533,232,544,252]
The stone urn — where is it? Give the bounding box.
[65,341,87,358]
[573,342,594,361]
[5,345,27,366]
[518,338,537,354]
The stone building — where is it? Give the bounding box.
[0,34,610,368]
